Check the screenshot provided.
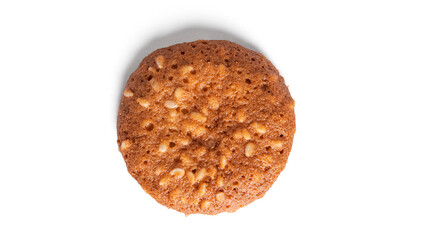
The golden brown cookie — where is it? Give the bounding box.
[117,40,295,215]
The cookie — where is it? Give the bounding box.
[117,40,295,215]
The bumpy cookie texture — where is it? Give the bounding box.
[117,40,295,215]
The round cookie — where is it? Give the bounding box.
[117,40,295,215]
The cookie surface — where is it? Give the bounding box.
[117,40,295,215]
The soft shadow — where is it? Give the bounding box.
[116,26,263,118]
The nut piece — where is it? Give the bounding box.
[197,183,207,196]
[201,107,209,116]
[180,154,193,165]
[234,128,251,140]
[155,167,164,176]
[207,166,217,179]
[219,156,227,169]
[200,200,211,210]
[271,141,284,149]
[216,176,224,187]
[190,112,207,122]
[241,128,251,140]
[260,155,273,164]
[195,168,207,182]
[120,140,131,150]
[245,143,255,157]
[193,126,207,137]
[155,55,165,69]
[233,130,242,139]
[159,176,169,186]
[164,100,178,109]
[186,171,195,184]
[151,81,161,92]
[136,98,150,108]
[169,109,178,118]
[270,74,279,82]
[178,137,190,145]
[170,168,185,178]
[207,97,220,110]
[174,87,187,100]
[218,64,227,78]
[196,146,207,156]
[253,172,261,182]
[123,89,134,97]
[237,109,246,123]
[184,123,207,137]
[216,192,225,201]
[251,122,267,134]
[180,65,194,75]
[158,141,168,153]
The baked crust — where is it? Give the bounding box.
[117,40,295,215]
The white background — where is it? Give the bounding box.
[1,0,426,239]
